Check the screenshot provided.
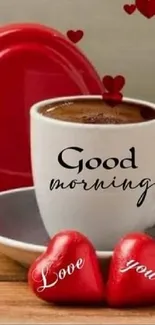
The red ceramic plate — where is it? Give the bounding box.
[0,23,102,191]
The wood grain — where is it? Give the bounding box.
[0,253,27,281]
[1,253,155,324]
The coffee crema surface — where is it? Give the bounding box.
[39,99,155,124]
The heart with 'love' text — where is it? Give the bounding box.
[28,230,105,304]
[107,233,155,307]
[136,0,155,18]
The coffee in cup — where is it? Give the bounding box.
[39,98,155,124]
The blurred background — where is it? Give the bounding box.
[0,0,154,101]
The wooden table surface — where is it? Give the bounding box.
[1,252,155,324]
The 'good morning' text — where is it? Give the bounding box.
[49,147,155,208]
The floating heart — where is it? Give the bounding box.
[136,0,155,18]
[28,230,105,304]
[102,75,126,93]
[107,233,155,307]
[102,92,123,107]
[67,30,84,43]
[124,4,137,14]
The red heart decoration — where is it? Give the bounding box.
[136,0,155,18]
[28,230,105,304]
[102,75,126,93]
[67,30,84,44]
[102,92,123,107]
[107,233,155,307]
[124,4,137,14]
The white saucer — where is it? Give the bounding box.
[0,187,154,268]
[0,187,113,267]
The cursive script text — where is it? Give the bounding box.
[49,146,155,208]
[120,259,155,280]
[33,257,85,293]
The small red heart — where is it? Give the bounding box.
[102,92,123,107]
[67,30,84,44]
[124,4,137,14]
[136,0,155,18]
[107,233,155,307]
[102,75,126,93]
[28,230,105,304]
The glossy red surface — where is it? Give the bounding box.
[0,23,103,190]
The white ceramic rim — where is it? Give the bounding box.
[0,186,113,258]
[30,95,155,129]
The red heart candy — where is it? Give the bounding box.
[28,230,105,304]
[102,75,125,93]
[124,4,137,14]
[102,92,123,107]
[107,232,155,307]
[67,30,84,43]
[136,0,155,18]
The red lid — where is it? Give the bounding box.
[0,23,103,191]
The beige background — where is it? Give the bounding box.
[0,0,155,101]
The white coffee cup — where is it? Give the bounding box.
[30,95,155,250]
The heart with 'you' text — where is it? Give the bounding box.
[28,230,155,307]
[107,232,155,307]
